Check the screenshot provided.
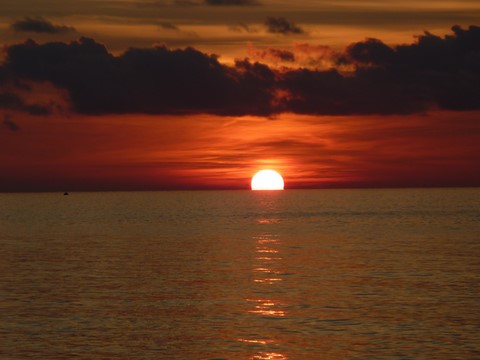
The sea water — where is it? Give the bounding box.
[0,189,479,359]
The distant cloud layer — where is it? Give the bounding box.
[264,17,304,35]
[145,0,260,6]
[10,17,77,34]
[2,25,480,116]
[205,0,259,5]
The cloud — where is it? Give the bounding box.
[247,45,295,64]
[266,24,480,114]
[2,115,20,131]
[291,43,341,70]
[339,25,480,111]
[158,22,179,30]
[280,67,429,115]
[264,17,304,35]
[5,37,275,116]
[10,17,77,34]
[247,43,342,70]
[205,0,259,5]
[0,91,51,115]
[344,38,395,66]
[3,25,480,116]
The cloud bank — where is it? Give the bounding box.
[2,25,479,116]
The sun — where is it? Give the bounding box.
[251,170,285,190]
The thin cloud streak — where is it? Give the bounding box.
[10,17,77,34]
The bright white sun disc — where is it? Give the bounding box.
[251,170,284,190]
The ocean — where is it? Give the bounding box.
[1,189,479,359]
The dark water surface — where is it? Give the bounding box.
[1,189,479,359]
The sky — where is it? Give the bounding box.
[0,0,479,191]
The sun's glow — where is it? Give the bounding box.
[251,170,284,190]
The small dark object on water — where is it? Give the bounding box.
[64,192,69,195]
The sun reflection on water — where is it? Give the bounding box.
[256,257,282,261]
[246,298,286,317]
[252,234,285,288]
[257,249,279,253]
[239,232,288,359]
[252,352,288,360]
[257,238,280,244]
[238,338,271,345]
[253,278,282,284]
[256,218,281,224]
[254,267,277,273]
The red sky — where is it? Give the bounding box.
[0,0,479,190]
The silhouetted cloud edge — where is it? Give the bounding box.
[1,25,479,116]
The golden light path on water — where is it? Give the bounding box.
[237,211,288,360]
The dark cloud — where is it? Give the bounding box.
[205,0,259,5]
[268,24,480,114]
[5,37,275,116]
[280,67,429,115]
[10,17,77,34]
[0,91,51,115]
[158,22,179,30]
[2,115,20,132]
[344,38,395,66]
[264,17,304,35]
[339,25,480,112]
[3,25,480,116]
[248,46,295,63]
[266,48,295,62]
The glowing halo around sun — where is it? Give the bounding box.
[251,170,285,191]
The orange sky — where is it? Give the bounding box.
[0,0,479,190]
[1,111,478,191]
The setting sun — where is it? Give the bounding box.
[251,170,285,190]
